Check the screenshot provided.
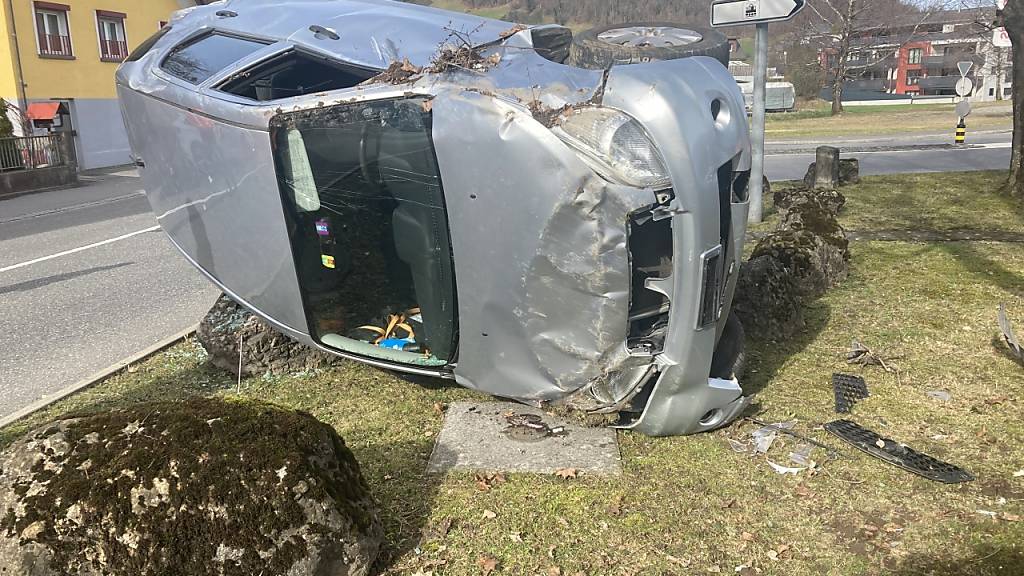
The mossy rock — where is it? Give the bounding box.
[773,184,846,217]
[198,294,341,377]
[0,398,383,575]
[732,255,805,341]
[750,228,848,299]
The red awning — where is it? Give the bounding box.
[26,102,61,121]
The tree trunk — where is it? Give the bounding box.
[1006,0,1024,197]
[831,0,858,116]
[831,66,845,115]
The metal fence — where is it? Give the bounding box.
[0,134,66,172]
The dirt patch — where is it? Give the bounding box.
[828,509,916,559]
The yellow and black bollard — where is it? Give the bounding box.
[955,118,966,145]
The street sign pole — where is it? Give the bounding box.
[711,0,805,224]
[748,23,769,223]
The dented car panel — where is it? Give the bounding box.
[117,0,751,435]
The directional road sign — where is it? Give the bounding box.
[711,0,805,27]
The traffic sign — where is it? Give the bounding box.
[994,27,1011,48]
[956,61,973,78]
[955,77,973,97]
[955,100,971,118]
[993,0,1010,48]
[711,0,805,27]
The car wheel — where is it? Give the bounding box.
[570,22,730,69]
[710,312,745,380]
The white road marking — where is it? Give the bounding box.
[0,191,145,225]
[767,142,1012,157]
[0,226,161,274]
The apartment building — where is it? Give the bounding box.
[820,8,1012,103]
[0,1,196,170]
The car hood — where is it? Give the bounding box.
[174,0,518,69]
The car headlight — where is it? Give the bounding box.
[552,107,671,189]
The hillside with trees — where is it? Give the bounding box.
[432,0,718,27]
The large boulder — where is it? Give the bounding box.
[198,294,341,377]
[0,399,383,576]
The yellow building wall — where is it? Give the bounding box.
[0,1,22,103]
[12,0,181,100]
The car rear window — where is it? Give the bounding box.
[161,33,269,84]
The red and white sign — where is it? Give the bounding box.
[994,27,1011,47]
[994,0,1011,48]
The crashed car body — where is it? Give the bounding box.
[117,0,752,436]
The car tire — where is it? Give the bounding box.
[570,22,730,69]
[710,312,745,380]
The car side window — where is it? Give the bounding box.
[161,33,268,84]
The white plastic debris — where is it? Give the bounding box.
[926,390,952,401]
[789,443,814,467]
[751,421,796,455]
[766,460,805,475]
[1013,469,1024,478]
[976,509,998,518]
[728,438,749,453]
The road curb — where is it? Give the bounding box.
[0,324,200,430]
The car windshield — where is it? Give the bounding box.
[270,98,457,367]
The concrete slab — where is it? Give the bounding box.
[427,401,621,475]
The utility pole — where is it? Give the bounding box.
[748,23,768,222]
[712,0,806,224]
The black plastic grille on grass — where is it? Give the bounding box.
[825,419,974,484]
[833,373,869,413]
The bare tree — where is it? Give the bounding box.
[801,0,949,115]
[1002,0,1023,196]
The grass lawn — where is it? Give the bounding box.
[4,172,1024,575]
[755,170,1024,237]
[766,101,1012,140]
[428,0,512,20]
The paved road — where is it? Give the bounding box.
[0,129,1014,422]
[764,130,1012,181]
[0,170,219,420]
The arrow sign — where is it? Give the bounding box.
[957,60,973,78]
[711,0,805,27]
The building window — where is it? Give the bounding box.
[97,11,128,62]
[34,2,73,58]
[907,48,923,65]
[906,70,922,85]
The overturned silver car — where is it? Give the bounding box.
[117,0,752,436]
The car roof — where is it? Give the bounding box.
[181,0,518,69]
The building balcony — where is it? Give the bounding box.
[845,78,890,92]
[38,33,73,58]
[916,75,960,90]
[100,39,129,62]
[922,53,982,68]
